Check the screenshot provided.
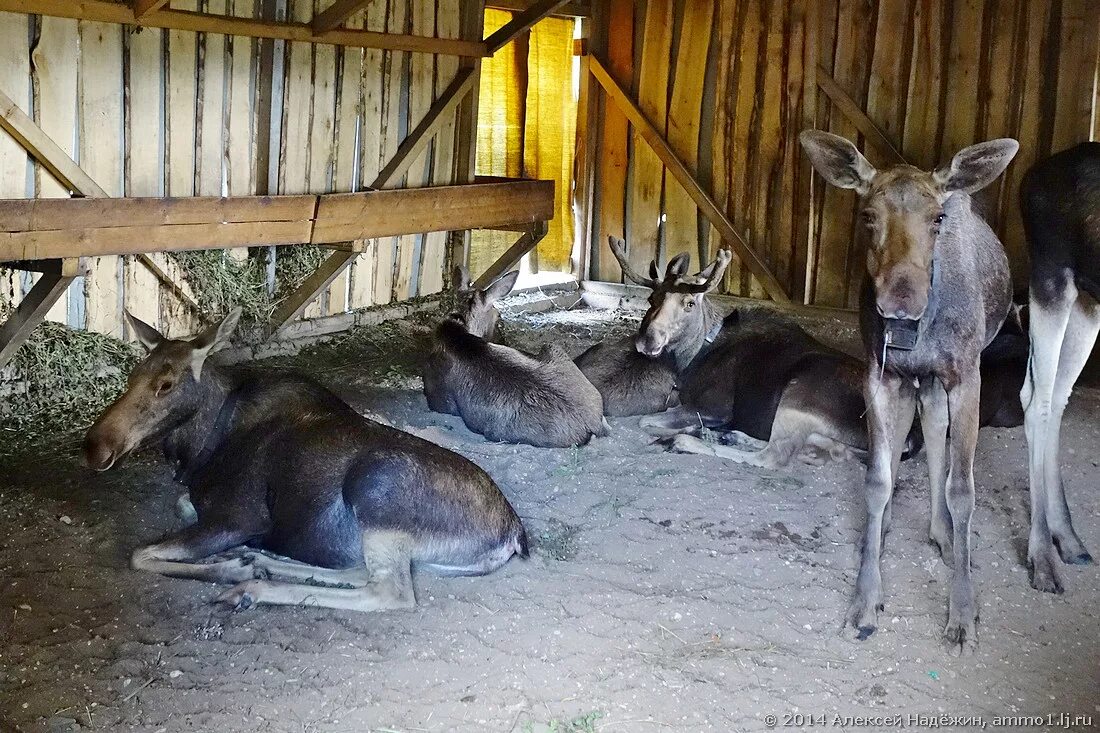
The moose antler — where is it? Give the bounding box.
[608,236,658,288]
[678,249,733,294]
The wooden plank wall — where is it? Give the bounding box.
[0,0,466,340]
[585,0,1100,307]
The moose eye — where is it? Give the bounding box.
[933,213,945,225]
[155,379,176,397]
[684,299,696,310]
[861,211,877,228]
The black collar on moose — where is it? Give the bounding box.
[882,318,920,350]
[174,382,246,485]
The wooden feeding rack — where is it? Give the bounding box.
[0,177,554,367]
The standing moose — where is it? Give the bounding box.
[801,130,1018,653]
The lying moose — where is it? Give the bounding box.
[84,309,528,612]
[424,267,608,447]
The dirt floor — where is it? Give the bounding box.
[2,294,1099,732]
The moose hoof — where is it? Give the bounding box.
[844,595,883,641]
[216,581,262,611]
[1052,534,1094,566]
[942,617,978,657]
[240,553,273,580]
[1028,553,1065,594]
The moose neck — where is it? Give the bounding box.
[668,298,722,372]
[164,366,239,484]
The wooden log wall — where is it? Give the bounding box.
[0,0,466,339]
[585,0,1100,307]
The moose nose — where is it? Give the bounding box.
[82,436,117,472]
[876,303,920,321]
[635,334,665,358]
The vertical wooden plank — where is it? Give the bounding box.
[663,0,713,264]
[941,0,984,155]
[394,0,434,301]
[79,20,124,336]
[196,0,227,197]
[976,0,1022,231]
[166,0,198,198]
[350,0,386,309]
[594,0,633,281]
[31,16,78,322]
[280,0,313,198]
[903,0,945,169]
[123,24,164,332]
[865,0,912,151]
[1001,0,1053,292]
[0,13,29,313]
[371,0,407,306]
[447,0,484,272]
[707,0,736,287]
[791,0,815,302]
[626,0,674,273]
[226,0,257,199]
[805,0,837,301]
[814,0,874,307]
[327,10,363,314]
[750,1,793,297]
[419,0,460,296]
[308,0,338,317]
[1051,0,1100,151]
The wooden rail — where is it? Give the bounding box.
[0,0,488,56]
[0,182,555,262]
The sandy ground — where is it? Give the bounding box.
[1,300,1099,733]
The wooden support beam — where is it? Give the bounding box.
[484,0,571,54]
[589,55,791,304]
[0,87,108,197]
[0,0,489,56]
[134,0,169,20]
[312,0,374,34]
[816,66,906,166]
[485,0,589,18]
[269,68,478,333]
[473,221,549,289]
[0,258,80,368]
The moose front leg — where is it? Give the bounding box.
[847,370,915,640]
[131,522,259,584]
[919,379,952,564]
[942,369,982,655]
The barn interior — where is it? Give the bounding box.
[1,1,1099,731]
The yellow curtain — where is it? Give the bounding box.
[470,10,577,278]
[524,16,577,272]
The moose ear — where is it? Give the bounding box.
[189,307,242,381]
[666,253,691,279]
[124,310,165,352]
[800,130,877,195]
[451,264,472,291]
[933,139,1019,195]
[481,270,520,304]
[649,260,661,281]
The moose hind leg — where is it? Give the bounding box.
[1023,289,1074,592]
[1043,296,1100,565]
[217,530,416,613]
[245,553,371,587]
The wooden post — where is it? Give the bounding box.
[448,0,486,272]
[573,31,598,280]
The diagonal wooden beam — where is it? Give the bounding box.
[268,69,478,333]
[0,86,200,313]
[312,0,375,34]
[0,258,81,369]
[0,0,488,57]
[0,87,108,198]
[484,0,571,54]
[588,55,790,304]
[134,0,169,20]
[473,221,549,289]
[816,65,906,166]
